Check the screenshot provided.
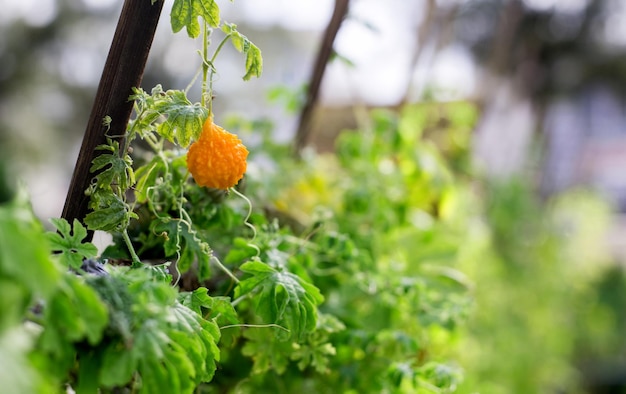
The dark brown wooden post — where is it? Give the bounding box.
[62,0,164,239]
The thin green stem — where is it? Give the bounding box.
[185,61,203,94]
[220,323,290,332]
[211,255,240,284]
[207,33,233,115]
[209,33,233,65]
[201,20,211,109]
[230,187,260,257]
[122,229,142,266]
[230,293,248,307]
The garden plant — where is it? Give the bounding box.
[1,1,625,394]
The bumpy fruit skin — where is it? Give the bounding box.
[187,117,249,189]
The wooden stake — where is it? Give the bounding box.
[62,0,164,239]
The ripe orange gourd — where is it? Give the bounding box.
[187,117,248,189]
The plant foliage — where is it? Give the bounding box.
[1,0,623,393]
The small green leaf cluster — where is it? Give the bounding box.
[61,268,222,393]
[1,194,225,393]
[171,0,262,80]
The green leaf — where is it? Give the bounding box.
[291,341,336,374]
[241,327,294,374]
[179,289,241,347]
[0,192,60,301]
[90,139,134,192]
[135,329,168,361]
[46,218,98,270]
[224,237,259,264]
[178,287,213,315]
[138,358,169,394]
[38,273,108,373]
[243,43,263,80]
[84,191,133,232]
[171,0,220,38]
[66,275,109,345]
[134,157,164,203]
[151,218,212,280]
[205,296,239,327]
[221,22,263,80]
[235,260,324,341]
[75,351,102,394]
[86,273,134,345]
[100,342,137,387]
[170,302,221,381]
[153,90,208,147]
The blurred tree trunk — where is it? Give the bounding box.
[294,0,350,154]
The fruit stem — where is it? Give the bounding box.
[206,33,233,116]
[201,19,211,110]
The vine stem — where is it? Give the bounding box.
[201,19,210,109]
[230,187,261,257]
[209,33,233,65]
[211,255,240,284]
[122,229,142,266]
[220,323,290,332]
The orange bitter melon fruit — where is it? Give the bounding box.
[187,117,248,189]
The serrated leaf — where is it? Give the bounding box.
[171,0,220,38]
[205,296,239,327]
[178,287,212,315]
[243,43,262,80]
[162,345,192,392]
[179,289,240,347]
[235,260,324,341]
[84,193,131,232]
[90,140,134,191]
[47,218,98,269]
[222,22,263,80]
[135,329,168,361]
[170,302,221,381]
[152,90,208,147]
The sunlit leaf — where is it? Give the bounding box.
[153,90,208,147]
[222,22,263,80]
[171,0,220,38]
